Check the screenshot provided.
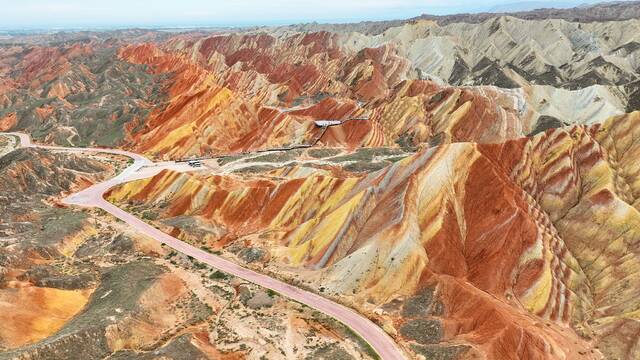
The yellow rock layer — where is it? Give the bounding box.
[0,287,93,349]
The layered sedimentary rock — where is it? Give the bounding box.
[118,37,540,159]
[108,19,640,158]
[4,11,640,159]
[340,16,640,117]
[3,4,640,359]
[108,112,640,359]
[0,147,374,359]
[117,34,413,158]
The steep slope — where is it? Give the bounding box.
[0,148,116,350]
[3,18,639,159]
[340,16,639,120]
[0,147,375,359]
[108,112,640,359]
[118,38,539,159]
[2,5,640,359]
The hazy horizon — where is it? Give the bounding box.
[0,0,615,31]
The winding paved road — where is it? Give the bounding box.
[3,132,406,360]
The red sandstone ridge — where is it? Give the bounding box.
[118,43,266,158]
[0,147,370,359]
[108,112,640,359]
[3,18,640,359]
[116,35,534,160]
[0,30,542,159]
[4,5,640,358]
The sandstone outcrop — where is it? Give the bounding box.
[108,112,640,359]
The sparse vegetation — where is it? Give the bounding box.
[250,149,305,163]
[331,147,406,163]
[307,148,343,158]
[209,271,230,280]
[141,210,159,220]
[232,164,277,174]
[217,154,247,166]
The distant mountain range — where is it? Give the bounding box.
[416,0,640,25]
[488,1,592,12]
[279,1,640,35]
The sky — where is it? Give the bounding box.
[0,0,612,30]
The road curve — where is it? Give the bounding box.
[3,132,406,360]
